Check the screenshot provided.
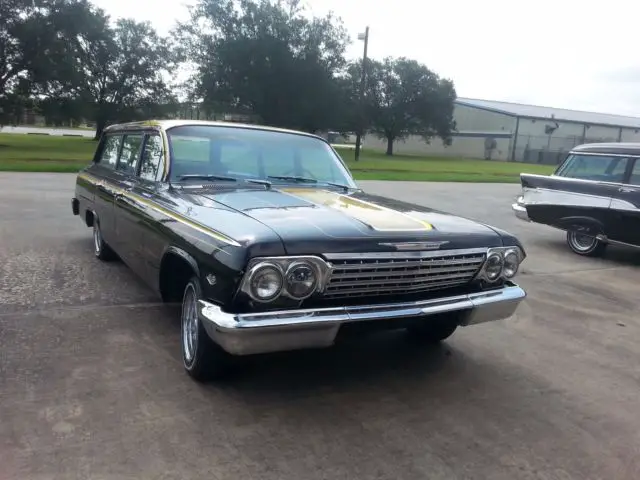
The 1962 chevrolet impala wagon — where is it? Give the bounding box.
[72,120,527,381]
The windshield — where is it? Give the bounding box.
[166,125,357,187]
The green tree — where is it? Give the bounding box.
[39,5,178,138]
[176,0,350,133]
[0,0,76,123]
[362,57,457,156]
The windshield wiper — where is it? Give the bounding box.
[320,181,353,193]
[267,175,353,192]
[178,174,238,182]
[267,175,318,183]
[245,178,272,189]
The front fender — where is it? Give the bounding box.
[161,245,201,278]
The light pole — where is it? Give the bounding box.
[354,26,369,162]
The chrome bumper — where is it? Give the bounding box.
[512,196,530,222]
[198,282,526,356]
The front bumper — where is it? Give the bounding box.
[512,196,530,222]
[199,282,526,356]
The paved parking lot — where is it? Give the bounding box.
[1,173,639,480]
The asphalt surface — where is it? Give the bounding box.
[1,173,639,480]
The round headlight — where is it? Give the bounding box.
[503,249,520,278]
[285,262,318,299]
[249,264,283,302]
[484,252,504,281]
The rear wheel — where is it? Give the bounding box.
[181,276,233,382]
[566,231,607,257]
[92,216,116,261]
[406,314,460,344]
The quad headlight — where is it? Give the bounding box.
[503,248,521,278]
[285,262,319,300]
[240,256,329,303]
[478,246,524,282]
[484,251,504,281]
[247,263,283,302]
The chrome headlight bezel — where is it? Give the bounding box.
[476,246,524,282]
[239,256,331,303]
[245,262,284,303]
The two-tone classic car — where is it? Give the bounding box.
[512,142,640,257]
[72,120,527,381]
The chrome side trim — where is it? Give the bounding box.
[76,172,241,247]
[610,198,640,213]
[596,234,640,249]
[520,187,612,209]
[525,172,624,188]
[198,283,526,356]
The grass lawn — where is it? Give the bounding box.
[0,133,96,172]
[335,148,556,182]
[0,133,557,181]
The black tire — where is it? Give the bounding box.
[566,231,607,257]
[181,276,233,382]
[92,216,116,261]
[406,314,460,344]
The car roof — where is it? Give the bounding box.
[571,142,640,156]
[102,119,326,141]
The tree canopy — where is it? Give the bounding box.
[176,0,351,133]
[358,57,457,155]
[2,0,458,153]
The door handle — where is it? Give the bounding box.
[619,186,636,193]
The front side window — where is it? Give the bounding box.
[117,133,144,175]
[166,125,356,187]
[139,134,165,182]
[556,154,629,183]
[97,135,122,169]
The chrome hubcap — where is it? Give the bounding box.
[182,285,198,363]
[570,232,596,251]
[93,224,101,253]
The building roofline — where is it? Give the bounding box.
[454,99,518,118]
[455,98,640,130]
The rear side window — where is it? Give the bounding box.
[117,134,144,175]
[97,135,121,169]
[139,134,165,181]
[556,154,629,183]
[628,160,640,186]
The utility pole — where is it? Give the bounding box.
[354,26,369,162]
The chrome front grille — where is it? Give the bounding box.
[323,249,487,299]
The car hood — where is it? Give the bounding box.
[178,186,504,255]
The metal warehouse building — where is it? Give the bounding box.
[364,98,640,164]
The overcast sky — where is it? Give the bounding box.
[91,0,640,117]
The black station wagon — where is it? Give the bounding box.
[72,120,527,381]
[513,142,640,257]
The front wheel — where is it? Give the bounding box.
[181,276,233,382]
[566,231,607,257]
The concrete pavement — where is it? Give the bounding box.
[1,174,639,480]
